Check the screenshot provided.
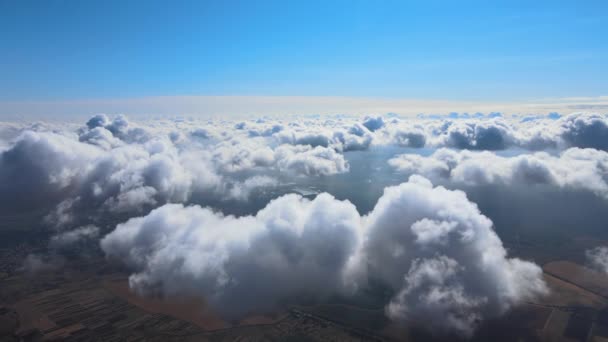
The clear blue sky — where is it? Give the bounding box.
[1,0,607,102]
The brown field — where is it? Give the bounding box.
[541,309,575,341]
[12,299,56,334]
[104,277,287,331]
[103,278,228,330]
[542,273,608,308]
[3,252,608,341]
[544,261,608,299]
[238,313,286,325]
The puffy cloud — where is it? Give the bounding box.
[347,123,370,137]
[275,129,333,148]
[86,114,110,129]
[273,120,377,152]
[362,116,386,132]
[101,176,545,336]
[83,114,152,144]
[5,112,608,230]
[101,193,362,317]
[190,128,214,140]
[519,112,562,122]
[0,115,360,231]
[356,113,608,152]
[389,148,608,198]
[274,145,349,176]
[79,126,124,150]
[227,175,278,201]
[49,225,100,249]
[392,129,427,148]
[0,131,102,213]
[559,113,608,150]
[333,129,373,151]
[44,139,201,226]
[513,113,608,151]
[350,176,546,336]
[248,124,284,137]
[435,119,517,150]
[586,246,608,274]
[210,139,276,173]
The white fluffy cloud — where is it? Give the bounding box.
[0,115,351,229]
[101,175,546,336]
[389,148,608,198]
[274,144,349,176]
[0,131,102,212]
[101,193,362,317]
[586,246,608,274]
[353,176,546,336]
[3,112,607,237]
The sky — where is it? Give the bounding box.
[0,0,607,117]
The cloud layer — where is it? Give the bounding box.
[0,115,351,228]
[388,147,608,198]
[2,112,605,336]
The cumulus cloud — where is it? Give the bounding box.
[4,112,607,234]
[101,175,546,336]
[429,113,608,151]
[227,176,278,201]
[274,145,349,176]
[0,115,355,230]
[436,119,517,150]
[362,116,386,132]
[389,148,608,199]
[49,225,100,249]
[586,246,608,274]
[336,122,374,148]
[0,131,102,213]
[559,113,608,150]
[348,113,608,151]
[101,193,362,317]
[86,114,111,129]
[392,129,427,148]
[349,176,546,336]
[40,137,207,227]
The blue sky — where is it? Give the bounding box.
[0,0,607,106]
